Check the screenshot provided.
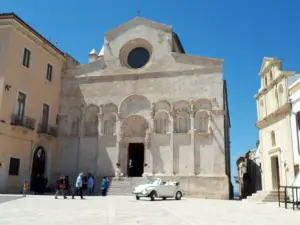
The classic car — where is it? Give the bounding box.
[132,178,184,201]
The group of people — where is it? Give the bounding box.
[54,173,110,199]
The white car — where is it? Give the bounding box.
[132,178,184,201]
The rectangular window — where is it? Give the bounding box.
[46,64,53,81]
[8,158,20,176]
[16,92,26,119]
[22,48,31,68]
[42,103,50,129]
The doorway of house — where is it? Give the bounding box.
[30,147,46,193]
[127,143,145,177]
[271,156,280,190]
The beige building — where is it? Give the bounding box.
[255,58,296,198]
[56,17,232,199]
[0,13,78,193]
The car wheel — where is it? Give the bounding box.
[162,197,166,200]
[150,191,156,201]
[175,191,182,200]
[136,196,140,200]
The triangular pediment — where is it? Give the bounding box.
[105,17,172,41]
[259,57,281,76]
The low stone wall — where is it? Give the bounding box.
[147,175,230,200]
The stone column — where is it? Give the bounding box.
[76,113,85,174]
[189,100,196,175]
[171,104,176,175]
[99,105,104,135]
[117,112,124,175]
[143,130,153,176]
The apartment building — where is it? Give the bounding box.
[0,13,78,193]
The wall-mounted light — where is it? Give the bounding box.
[5,84,11,91]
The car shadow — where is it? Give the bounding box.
[138,198,186,201]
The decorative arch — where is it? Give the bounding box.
[103,113,117,135]
[154,110,170,134]
[119,94,151,119]
[68,106,82,136]
[120,115,149,138]
[194,98,212,111]
[84,104,99,136]
[271,130,276,146]
[173,100,190,133]
[195,110,210,133]
[155,100,171,112]
[101,103,118,114]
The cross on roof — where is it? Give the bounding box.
[137,10,141,17]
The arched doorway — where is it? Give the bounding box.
[30,147,46,193]
[120,115,149,177]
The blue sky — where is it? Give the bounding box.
[3,0,300,192]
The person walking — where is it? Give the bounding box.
[87,175,94,196]
[23,180,28,197]
[100,177,110,196]
[55,176,67,199]
[72,173,84,199]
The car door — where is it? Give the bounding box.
[165,181,176,196]
[158,180,168,196]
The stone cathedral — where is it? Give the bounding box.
[56,17,232,199]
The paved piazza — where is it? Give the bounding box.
[0,195,299,224]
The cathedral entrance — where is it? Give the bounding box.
[127,143,145,177]
[30,147,46,193]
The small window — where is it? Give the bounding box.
[271,131,276,146]
[46,64,53,81]
[22,48,31,68]
[270,71,273,82]
[8,158,20,176]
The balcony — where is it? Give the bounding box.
[10,114,36,130]
[37,124,57,137]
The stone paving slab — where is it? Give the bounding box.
[0,195,299,225]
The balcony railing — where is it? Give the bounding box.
[10,114,36,130]
[37,124,57,137]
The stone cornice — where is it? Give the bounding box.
[255,103,290,129]
[255,70,295,99]
[63,66,223,83]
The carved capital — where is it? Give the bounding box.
[117,112,122,121]
[189,110,195,118]
[99,113,104,120]
[119,131,125,140]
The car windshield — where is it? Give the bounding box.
[148,179,160,185]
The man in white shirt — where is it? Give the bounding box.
[72,173,84,199]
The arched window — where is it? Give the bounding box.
[195,111,209,133]
[264,76,268,87]
[103,114,116,135]
[271,131,276,146]
[269,71,273,82]
[154,111,169,134]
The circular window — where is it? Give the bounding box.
[127,47,150,69]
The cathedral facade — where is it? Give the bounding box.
[56,17,231,199]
